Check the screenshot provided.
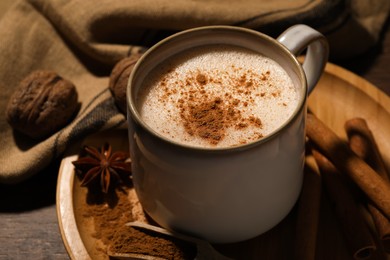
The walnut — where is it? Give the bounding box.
[6,70,79,139]
[109,54,142,114]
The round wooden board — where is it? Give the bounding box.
[57,63,390,260]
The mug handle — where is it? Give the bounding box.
[277,24,329,94]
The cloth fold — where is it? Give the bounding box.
[0,0,389,183]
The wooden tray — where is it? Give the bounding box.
[56,63,390,260]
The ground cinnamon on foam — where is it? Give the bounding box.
[139,45,297,148]
[163,70,266,145]
[178,72,264,145]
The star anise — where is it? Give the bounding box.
[72,143,132,193]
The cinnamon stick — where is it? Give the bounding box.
[294,153,322,260]
[312,149,376,260]
[306,113,390,220]
[345,117,390,253]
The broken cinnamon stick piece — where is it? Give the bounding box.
[294,153,322,260]
[306,113,390,220]
[312,149,376,260]
[345,117,390,253]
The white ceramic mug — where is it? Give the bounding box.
[127,24,328,243]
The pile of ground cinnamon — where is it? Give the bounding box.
[110,226,197,259]
[80,184,135,249]
[80,183,195,259]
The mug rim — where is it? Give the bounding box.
[127,25,307,152]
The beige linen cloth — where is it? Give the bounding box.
[0,0,389,183]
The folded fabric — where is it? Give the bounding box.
[0,0,389,183]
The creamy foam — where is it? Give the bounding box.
[137,45,299,148]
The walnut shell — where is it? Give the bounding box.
[6,70,79,139]
[109,54,142,114]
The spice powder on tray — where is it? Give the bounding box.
[73,143,196,259]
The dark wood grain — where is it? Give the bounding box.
[0,159,68,259]
[1,13,390,260]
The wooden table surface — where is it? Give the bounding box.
[1,8,390,260]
